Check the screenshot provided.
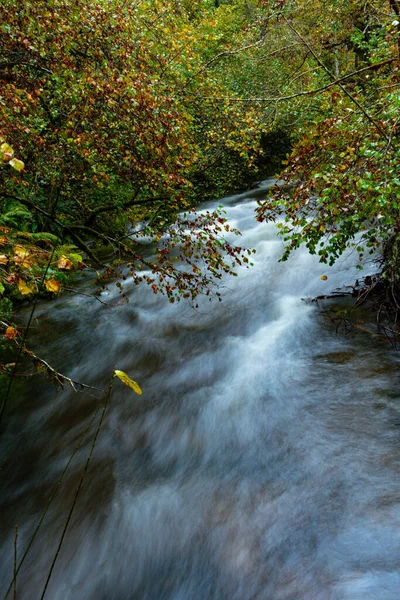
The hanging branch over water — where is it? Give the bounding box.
[38,383,112,600]
[2,402,103,600]
[0,249,55,426]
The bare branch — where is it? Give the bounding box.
[195,58,395,104]
[284,19,391,144]
[22,348,103,392]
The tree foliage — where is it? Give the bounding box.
[2,0,400,333]
[254,0,400,280]
[0,0,266,334]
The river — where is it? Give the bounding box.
[1,180,400,599]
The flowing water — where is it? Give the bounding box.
[2,180,400,600]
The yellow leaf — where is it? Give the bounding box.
[18,279,34,295]
[114,370,142,395]
[320,275,328,281]
[9,158,25,172]
[13,245,31,268]
[45,279,61,293]
[14,245,29,258]
[1,143,14,162]
[57,255,73,270]
[0,254,8,264]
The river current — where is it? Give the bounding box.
[1,180,400,599]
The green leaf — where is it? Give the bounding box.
[69,252,83,263]
[114,370,142,395]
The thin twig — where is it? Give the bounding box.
[2,403,102,600]
[195,58,395,103]
[39,380,114,600]
[182,34,268,88]
[0,249,55,426]
[284,18,391,144]
[21,348,103,393]
[62,286,112,306]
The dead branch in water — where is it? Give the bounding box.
[303,274,400,347]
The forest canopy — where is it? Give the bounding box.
[1,0,400,320]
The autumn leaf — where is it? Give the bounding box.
[45,279,61,293]
[13,245,31,268]
[1,142,14,162]
[0,237,7,246]
[5,326,17,340]
[6,273,18,284]
[0,362,16,372]
[6,272,18,285]
[320,275,328,281]
[14,245,29,258]
[18,279,34,295]
[114,370,142,395]
[0,254,8,264]
[57,255,73,270]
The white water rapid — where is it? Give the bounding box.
[1,180,400,600]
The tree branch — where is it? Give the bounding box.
[84,184,144,226]
[0,61,53,75]
[0,193,102,264]
[22,348,103,392]
[185,34,268,84]
[284,19,391,144]
[195,58,395,104]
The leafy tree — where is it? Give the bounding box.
[0,0,263,327]
[254,0,400,288]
